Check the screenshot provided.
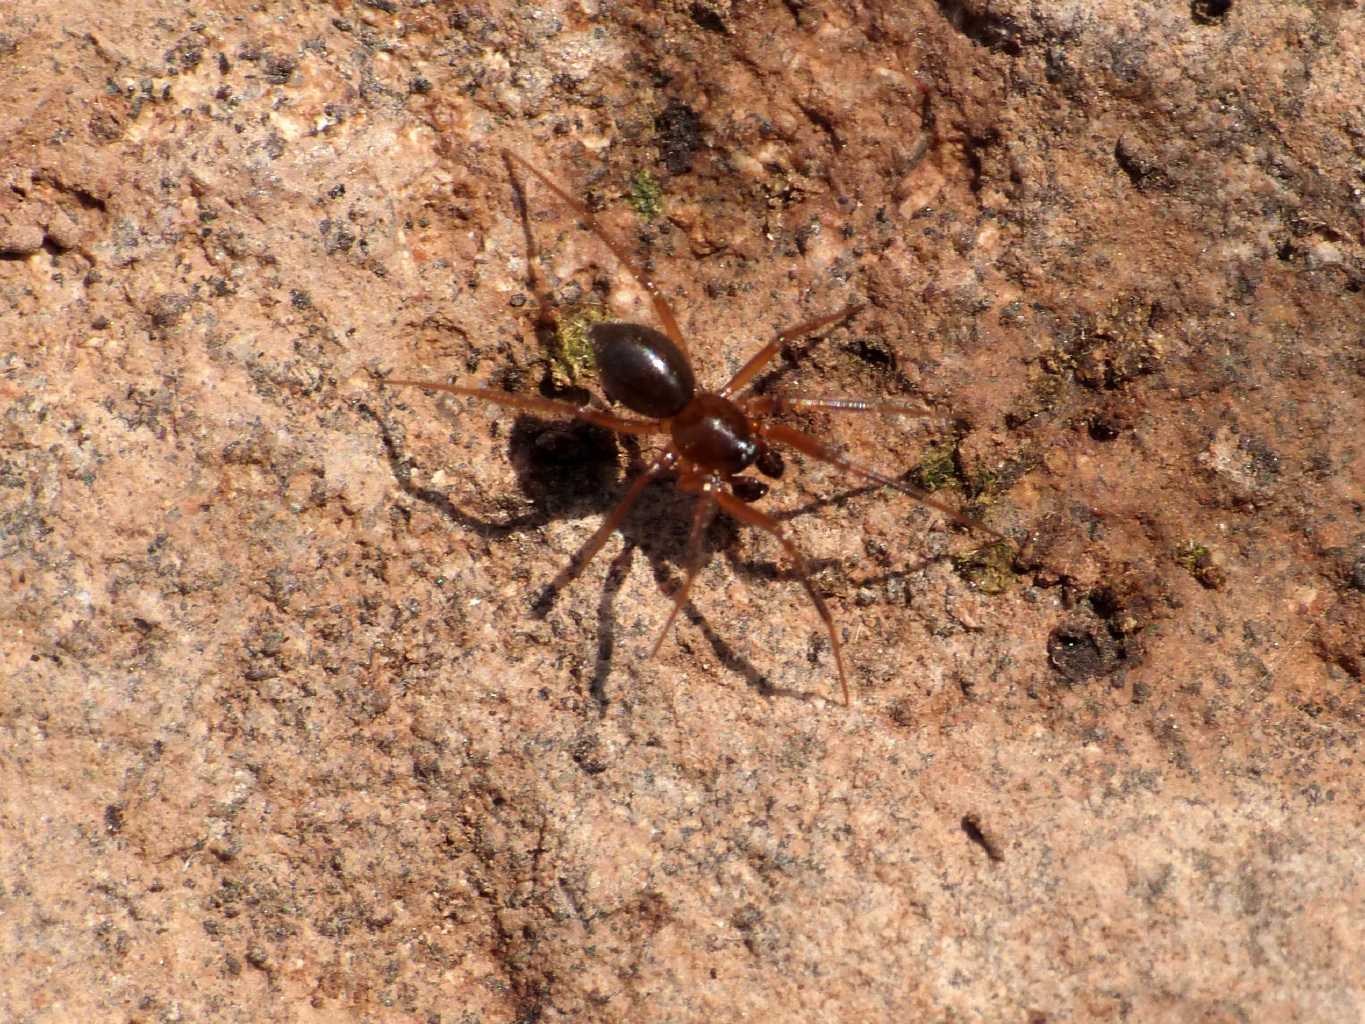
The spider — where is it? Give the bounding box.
[382,150,1001,705]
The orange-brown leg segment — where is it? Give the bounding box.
[544,452,678,597]
[742,394,938,419]
[759,421,1005,541]
[648,488,719,662]
[381,380,667,436]
[719,304,863,398]
[502,150,689,355]
[713,490,850,706]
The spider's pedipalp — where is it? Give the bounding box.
[729,475,770,503]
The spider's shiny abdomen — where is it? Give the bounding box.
[672,393,759,475]
[590,322,696,418]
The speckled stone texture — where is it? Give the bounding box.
[2,0,1362,1021]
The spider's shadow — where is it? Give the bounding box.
[522,438,943,710]
[364,398,914,709]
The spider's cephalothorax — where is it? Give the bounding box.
[381,150,1002,705]
[669,392,759,477]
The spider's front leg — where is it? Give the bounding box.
[758,421,1005,541]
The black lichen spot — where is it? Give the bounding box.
[1191,0,1232,24]
[244,946,270,971]
[1240,434,1281,484]
[1349,554,1365,593]
[262,54,297,85]
[319,218,356,255]
[843,336,897,369]
[886,697,917,727]
[1088,410,1123,441]
[1114,135,1171,193]
[164,36,205,73]
[150,292,191,328]
[571,734,608,775]
[935,0,1024,55]
[689,3,729,33]
[655,102,703,175]
[1047,621,1115,682]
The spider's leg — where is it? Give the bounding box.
[648,483,719,661]
[759,421,1005,540]
[381,380,667,436]
[503,150,688,354]
[743,395,937,419]
[541,451,678,601]
[719,304,863,398]
[713,490,850,707]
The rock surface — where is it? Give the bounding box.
[1,0,1362,1021]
